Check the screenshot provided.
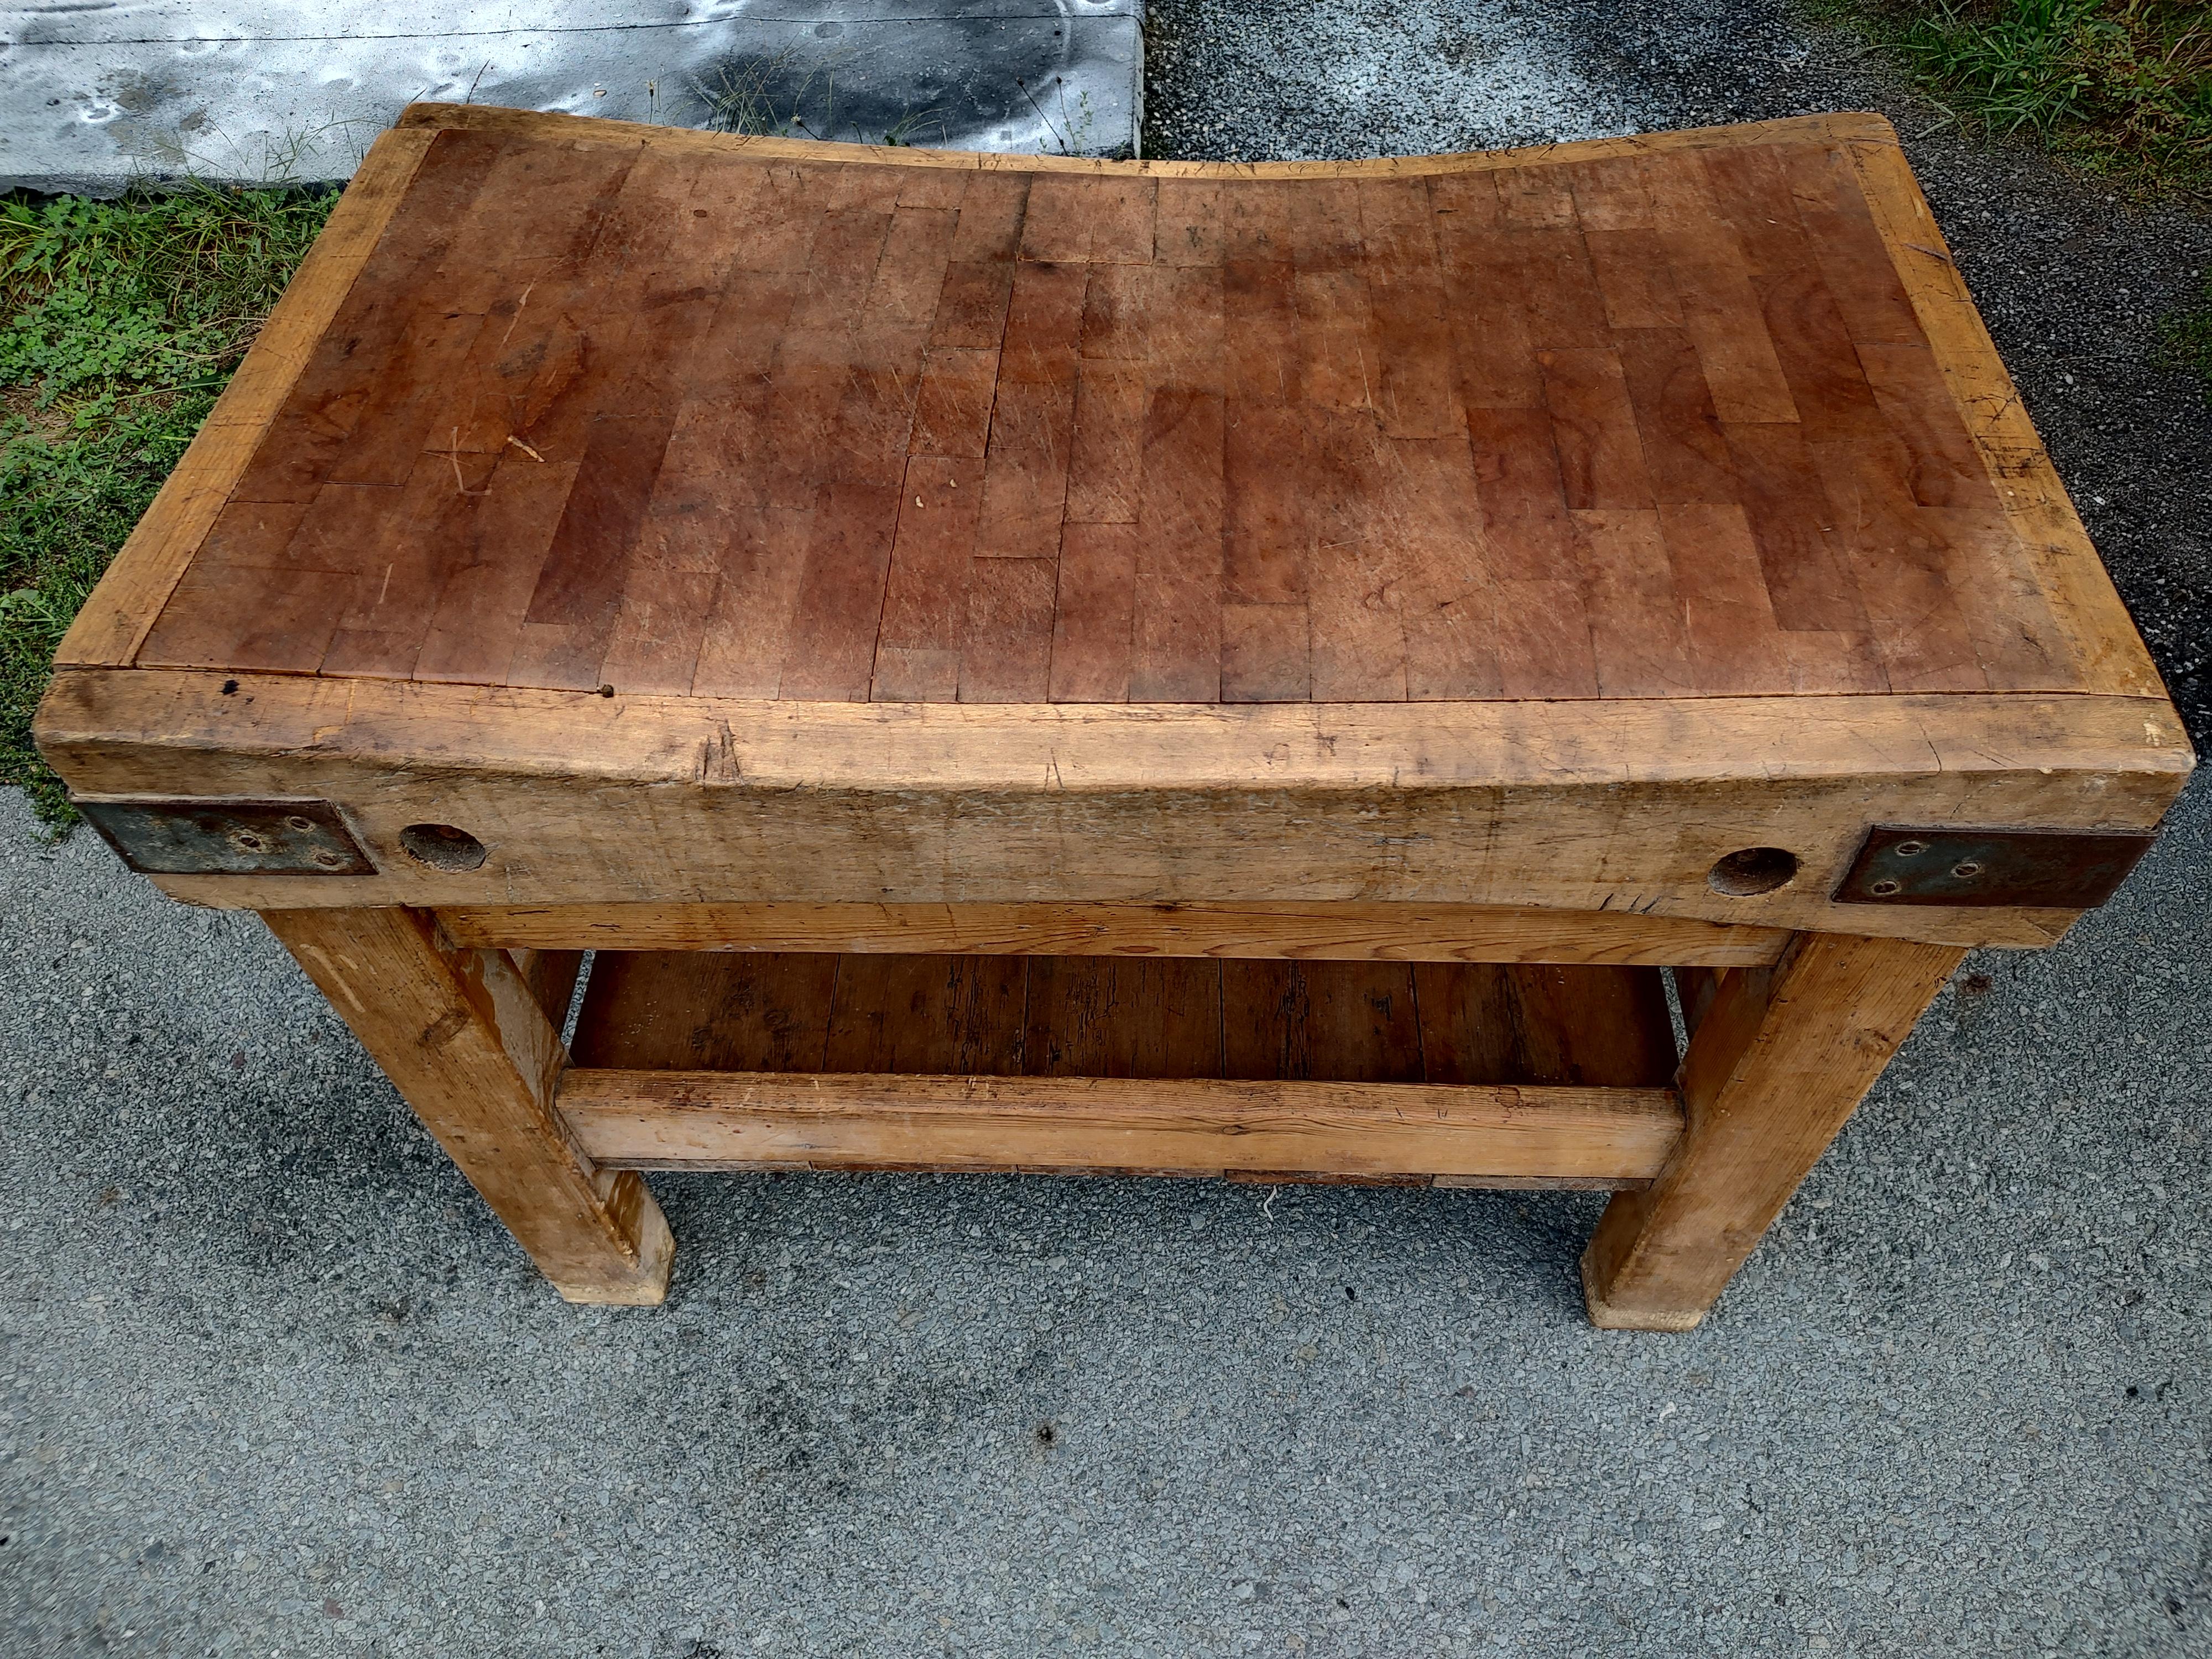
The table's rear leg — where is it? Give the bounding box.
[264,906,672,1305]
[1582,932,1965,1331]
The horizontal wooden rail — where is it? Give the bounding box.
[556,1070,1684,1187]
[442,900,1790,967]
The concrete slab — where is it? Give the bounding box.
[0,0,1144,195]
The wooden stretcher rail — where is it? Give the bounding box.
[555,1070,1684,1186]
[439,901,1793,967]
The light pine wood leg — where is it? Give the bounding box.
[1582,932,1965,1331]
[264,906,672,1306]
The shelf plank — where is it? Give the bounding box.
[567,952,1680,1089]
[557,1069,1683,1186]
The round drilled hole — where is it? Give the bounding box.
[1707,847,1800,898]
[1893,839,1927,857]
[1870,878,1903,898]
[399,823,488,872]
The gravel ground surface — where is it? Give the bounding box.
[7,3,2212,1655]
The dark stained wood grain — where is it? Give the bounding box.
[570,952,1677,1089]
[1024,957,1222,1078]
[1223,961,1424,1083]
[821,955,1030,1077]
[568,951,838,1071]
[139,124,2085,705]
[1416,963,1677,1087]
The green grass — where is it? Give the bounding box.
[2163,273,2212,378]
[0,185,331,826]
[1811,0,2212,197]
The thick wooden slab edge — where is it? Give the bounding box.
[54,127,437,669]
[36,669,2192,944]
[39,669,2192,791]
[398,101,1902,178]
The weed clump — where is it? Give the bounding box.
[2162,274,2212,382]
[1810,0,2212,199]
[0,185,331,824]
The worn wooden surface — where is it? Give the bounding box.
[53,127,441,670]
[567,951,1681,1087]
[557,1068,1683,1185]
[92,105,2154,708]
[41,669,2190,943]
[35,105,2192,1323]
[505,945,585,1028]
[1581,932,1966,1329]
[437,899,1792,966]
[262,905,672,1304]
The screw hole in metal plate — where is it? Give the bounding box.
[73,796,373,876]
[399,823,489,873]
[1834,824,2160,908]
[1707,847,1800,897]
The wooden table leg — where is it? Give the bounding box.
[264,906,673,1306]
[1582,932,1965,1331]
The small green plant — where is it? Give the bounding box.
[1,184,332,826]
[2161,274,2212,380]
[1809,0,2212,197]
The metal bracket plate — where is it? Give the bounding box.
[1833,824,2157,909]
[76,797,375,877]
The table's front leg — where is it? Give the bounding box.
[264,906,672,1305]
[1582,932,1965,1331]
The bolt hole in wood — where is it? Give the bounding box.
[1706,848,1801,898]
[399,823,488,872]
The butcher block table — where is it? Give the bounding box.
[34,103,2192,1328]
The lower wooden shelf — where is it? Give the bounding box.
[556,953,1686,1189]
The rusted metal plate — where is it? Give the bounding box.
[75,796,374,877]
[1833,825,2157,909]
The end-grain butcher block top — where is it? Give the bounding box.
[84,103,2166,706]
[40,103,2194,946]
